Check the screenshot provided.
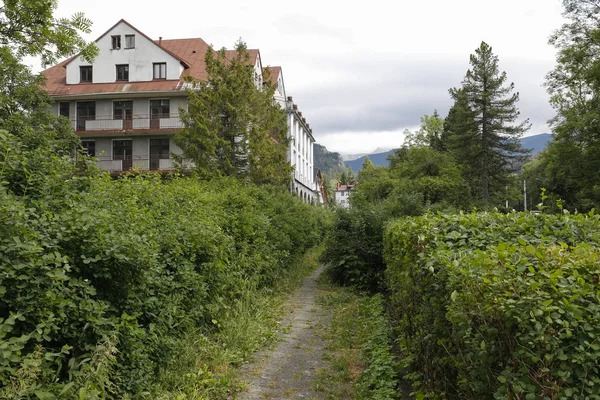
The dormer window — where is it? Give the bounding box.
[80,66,92,83]
[125,35,135,49]
[116,64,129,81]
[111,35,121,50]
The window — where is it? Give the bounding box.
[125,34,135,49]
[111,35,121,49]
[150,139,170,170]
[80,66,92,83]
[76,101,95,131]
[113,100,133,120]
[153,63,167,80]
[150,100,170,119]
[59,102,69,117]
[113,140,132,171]
[82,141,95,157]
[116,64,129,81]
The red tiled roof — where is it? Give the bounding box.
[224,49,259,64]
[42,38,259,96]
[336,182,356,191]
[264,66,281,85]
[42,20,214,97]
[158,38,212,81]
[42,62,186,96]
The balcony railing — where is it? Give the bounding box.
[93,155,194,172]
[72,114,183,133]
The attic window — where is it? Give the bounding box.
[125,35,135,49]
[116,64,129,81]
[153,63,166,79]
[111,35,121,50]
[80,66,92,83]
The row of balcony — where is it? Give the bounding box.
[71,114,183,132]
[294,172,317,191]
[92,155,193,172]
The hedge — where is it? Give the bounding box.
[384,212,600,399]
[0,173,329,398]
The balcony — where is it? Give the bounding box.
[93,155,194,172]
[72,114,183,133]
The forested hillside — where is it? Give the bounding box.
[313,143,346,176]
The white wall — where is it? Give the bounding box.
[66,21,183,84]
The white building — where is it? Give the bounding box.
[42,19,318,202]
[335,182,356,208]
[263,68,318,203]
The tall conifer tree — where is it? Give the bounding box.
[175,41,291,186]
[446,42,530,204]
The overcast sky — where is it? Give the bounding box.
[48,0,565,154]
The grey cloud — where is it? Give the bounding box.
[283,53,554,136]
[274,15,353,40]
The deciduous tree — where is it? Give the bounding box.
[539,0,600,210]
[0,1,97,197]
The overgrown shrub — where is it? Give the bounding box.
[384,211,600,399]
[0,155,329,398]
[320,205,388,291]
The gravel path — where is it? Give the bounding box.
[238,265,331,400]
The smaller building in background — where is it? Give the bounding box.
[335,181,356,208]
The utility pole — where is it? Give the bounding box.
[523,180,527,212]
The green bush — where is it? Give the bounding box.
[384,211,600,399]
[320,205,388,291]
[0,161,329,398]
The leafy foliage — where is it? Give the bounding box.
[320,206,388,291]
[527,0,600,211]
[384,211,600,399]
[0,0,97,66]
[322,145,468,292]
[175,41,291,186]
[0,157,328,397]
[403,111,446,152]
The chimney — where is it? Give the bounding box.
[293,104,298,110]
[159,36,162,45]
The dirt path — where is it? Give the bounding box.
[238,265,331,400]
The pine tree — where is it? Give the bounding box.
[446,42,530,205]
[175,41,291,186]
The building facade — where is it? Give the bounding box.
[335,182,355,208]
[42,19,319,202]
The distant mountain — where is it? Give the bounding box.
[341,153,369,162]
[341,147,393,162]
[521,133,552,155]
[343,133,553,173]
[345,150,395,173]
[314,143,346,176]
